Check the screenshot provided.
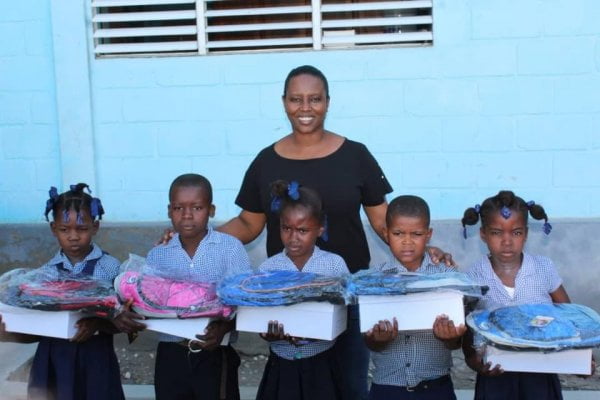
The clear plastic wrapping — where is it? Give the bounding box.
[467,303,600,351]
[350,270,487,297]
[114,255,233,319]
[217,270,351,306]
[0,267,119,317]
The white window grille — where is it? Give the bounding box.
[91,0,433,57]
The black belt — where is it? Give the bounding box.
[403,374,451,392]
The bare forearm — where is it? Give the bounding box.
[217,211,266,244]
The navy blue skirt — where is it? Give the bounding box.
[256,347,343,400]
[475,372,563,400]
[154,342,241,400]
[28,334,124,400]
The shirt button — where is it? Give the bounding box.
[406,363,411,367]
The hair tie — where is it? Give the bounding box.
[527,200,535,208]
[543,222,552,235]
[270,196,282,212]
[501,206,512,219]
[44,186,59,221]
[70,183,91,194]
[320,215,329,242]
[474,204,481,213]
[287,181,300,200]
[91,197,104,220]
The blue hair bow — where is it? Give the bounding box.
[287,181,300,200]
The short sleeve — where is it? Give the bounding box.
[329,254,350,276]
[225,237,253,277]
[97,254,122,281]
[235,153,264,214]
[357,143,393,206]
[544,258,563,293]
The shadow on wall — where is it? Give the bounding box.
[1,219,599,311]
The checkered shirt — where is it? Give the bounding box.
[466,252,563,311]
[258,246,349,360]
[38,243,120,281]
[146,227,251,282]
[146,227,252,342]
[369,253,455,387]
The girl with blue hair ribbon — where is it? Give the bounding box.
[0,183,126,400]
[255,180,349,400]
[461,190,572,400]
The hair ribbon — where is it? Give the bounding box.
[287,181,300,200]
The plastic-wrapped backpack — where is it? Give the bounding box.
[0,268,119,317]
[467,303,600,351]
[350,270,487,297]
[114,271,233,319]
[217,270,351,306]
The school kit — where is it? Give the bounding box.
[1,258,600,375]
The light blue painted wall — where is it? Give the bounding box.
[1,0,600,223]
[0,0,61,222]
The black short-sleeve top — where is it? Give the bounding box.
[235,139,393,273]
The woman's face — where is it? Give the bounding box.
[283,74,329,135]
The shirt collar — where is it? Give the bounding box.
[283,245,323,266]
[381,252,435,273]
[47,243,102,269]
[164,226,218,249]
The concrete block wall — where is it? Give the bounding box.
[0,1,60,222]
[0,0,599,224]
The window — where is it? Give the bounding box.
[92,0,433,57]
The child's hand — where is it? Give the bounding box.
[72,317,103,343]
[260,320,291,342]
[0,314,9,341]
[193,320,233,352]
[433,314,467,348]
[465,350,504,377]
[156,229,176,246]
[478,360,504,377]
[427,246,455,267]
[112,299,146,334]
[364,318,399,349]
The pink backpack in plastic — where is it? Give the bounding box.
[114,271,233,319]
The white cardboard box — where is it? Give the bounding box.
[143,317,230,344]
[358,291,464,332]
[0,302,89,339]
[236,302,347,340]
[484,345,593,375]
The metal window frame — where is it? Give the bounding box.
[91,0,433,57]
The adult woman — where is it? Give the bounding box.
[162,65,450,399]
[221,65,391,274]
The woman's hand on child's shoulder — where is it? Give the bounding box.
[427,247,455,267]
[260,320,292,343]
[156,228,176,245]
[112,299,146,334]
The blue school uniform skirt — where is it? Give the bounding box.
[154,342,241,400]
[474,372,563,400]
[28,334,124,400]
[256,346,343,400]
